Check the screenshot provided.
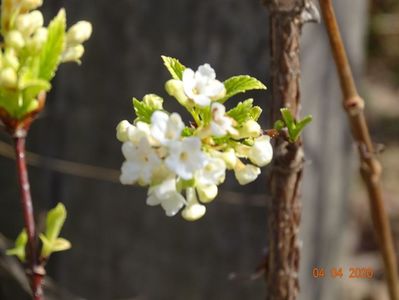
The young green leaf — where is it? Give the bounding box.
[219,75,266,103]
[6,230,28,262]
[133,96,163,124]
[40,202,70,258]
[39,9,66,81]
[227,99,262,125]
[279,108,313,142]
[161,56,186,80]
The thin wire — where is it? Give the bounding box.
[0,139,268,207]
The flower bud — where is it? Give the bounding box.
[0,67,18,89]
[27,27,47,53]
[6,31,25,50]
[221,149,237,169]
[61,45,85,63]
[21,0,43,11]
[3,50,20,70]
[165,79,188,106]
[67,21,92,46]
[15,10,44,36]
[238,120,261,138]
[197,184,218,203]
[116,120,133,142]
[182,187,206,221]
[234,161,260,185]
[182,203,206,221]
[248,136,273,167]
[143,94,163,110]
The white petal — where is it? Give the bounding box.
[197,184,218,203]
[197,64,216,80]
[151,111,169,144]
[121,142,136,161]
[162,193,185,217]
[248,136,273,167]
[120,161,140,185]
[192,94,211,107]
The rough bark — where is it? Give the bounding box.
[263,1,308,299]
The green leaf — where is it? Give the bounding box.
[6,230,28,262]
[133,97,161,123]
[52,238,72,253]
[45,203,67,243]
[182,127,194,137]
[40,203,70,258]
[161,56,186,80]
[39,9,66,81]
[227,99,262,125]
[219,75,266,103]
[279,108,312,142]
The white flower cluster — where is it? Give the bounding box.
[117,58,273,221]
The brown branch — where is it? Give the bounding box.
[262,0,313,299]
[319,1,399,299]
[14,135,44,300]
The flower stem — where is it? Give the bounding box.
[14,135,44,300]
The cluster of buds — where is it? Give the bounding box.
[0,0,92,121]
[116,57,273,221]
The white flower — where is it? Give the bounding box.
[150,111,184,145]
[196,156,226,186]
[248,136,273,167]
[210,102,238,137]
[234,162,261,185]
[210,149,237,169]
[181,188,206,221]
[120,138,161,186]
[182,64,225,107]
[28,27,48,52]
[67,21,93,46]
[165,137,206,180]
[147,178,185,216]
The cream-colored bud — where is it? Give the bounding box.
[234,161,261,185]
[116,120,133,142]
[67,21,92,46]
[238,120,261,138]
[27,27,48,53]
[165,79,188,106]
[61,45,85,63]
[4,50,20,70]
[248,136,273,167]
[6,31,25,49]
[143,94,163,110]
[221,149,237,169]
[0,67,18,89]
[15,10,44,36]
[182,203,206,221]
[197,184,218,203]
[21,0,43,11]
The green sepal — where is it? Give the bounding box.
[161,56,186,80]
[6,230,28,262]
[219,75,266,103]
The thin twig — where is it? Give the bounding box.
[14,135,44,300]
[319,1,399,299]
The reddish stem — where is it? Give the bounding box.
[14,136,44,300]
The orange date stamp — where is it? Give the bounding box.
[312,267,374,279]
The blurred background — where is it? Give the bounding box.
[0,0,398,299]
